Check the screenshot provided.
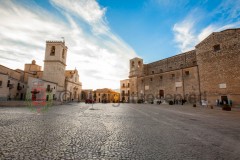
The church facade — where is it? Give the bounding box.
[120,28,240,106]
[0,40,82,102]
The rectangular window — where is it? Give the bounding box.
[0,80,2,87]
[47,85,50,91]
[185,71,190,76]
[150,78,153,81]
[171,74,175,78]
[213,44,220,51]
[160,76,163,80]
[152,71,154,74]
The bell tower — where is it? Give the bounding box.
[42,40,68,90]
[129,57,143,78]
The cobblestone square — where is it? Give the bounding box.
[0,103,240,159]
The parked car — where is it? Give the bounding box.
[85,99,95,104]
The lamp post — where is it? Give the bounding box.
[89,91,94,110]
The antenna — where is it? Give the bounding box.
[61,37,65,43]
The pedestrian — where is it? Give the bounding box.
[183,99,186,104]
[230,100,233,107]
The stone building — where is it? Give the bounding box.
[120,79,130,102]
[81,89,94,101]
[0,65,27,101]
[27,41,82,101]
[196,28,240,106]
[43,41,68,92]
[65,69,82,100]
[95,88,120,103]
[121,28,240,106]
[0,40,82,102]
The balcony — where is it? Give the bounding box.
[121,93,129,97]
[17,86,22,91]
[7,84,14,89]
[46,88,53,92]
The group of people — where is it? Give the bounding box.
[216,99,233,106]
[173,99,187,105]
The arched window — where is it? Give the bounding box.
[50,46,55,56]
[138,61,141,68]
[131,61,135,67]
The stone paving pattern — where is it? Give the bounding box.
[0,103,240,159]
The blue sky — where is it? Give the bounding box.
[98,0,240,63]
[0,0,239,89]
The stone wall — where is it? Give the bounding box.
[120,79,130,102]
[144,50,196,76]
[0,65,22,80]
[125,28,240,106]
[43,41,67,88]
[0,67,27,100]
[196,29,240,106]
[137,66,200,102]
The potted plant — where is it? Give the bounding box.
[222,104,231,111]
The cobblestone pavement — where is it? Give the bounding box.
[0,103,240,160]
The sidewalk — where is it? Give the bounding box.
[153,103,240,113]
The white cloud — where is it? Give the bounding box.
[173,19,196,52]
[197,25,216,42]
[173,0,240,52]
[0,0,137,89]
[50,0,108,34]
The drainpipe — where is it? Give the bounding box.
[197,65,202,104]
[181,68,185,99]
